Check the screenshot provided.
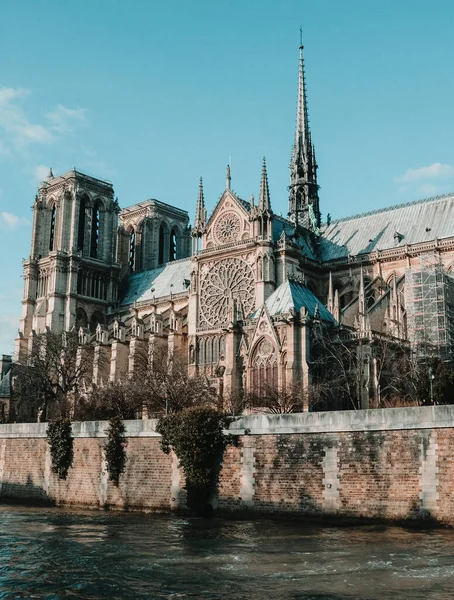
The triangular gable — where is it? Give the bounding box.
[248,304,281,358]
[206,189,251,230]
[204,190,252,250]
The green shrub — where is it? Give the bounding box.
[104,416,127,486]
[157,407,234,514]
[47,418,74,479]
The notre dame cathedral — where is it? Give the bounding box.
[13,42,454,410]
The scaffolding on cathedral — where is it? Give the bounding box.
[405,252,454,361]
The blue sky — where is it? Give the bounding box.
[1,0,454,354]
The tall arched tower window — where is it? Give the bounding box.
[170,229,177,262]
[250,338,278,397]
[90,201,101,258]
[158,224,165,265]
[129,229,136,272]
[49,205,57,251]
[77,196,86,252]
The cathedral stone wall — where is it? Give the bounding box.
[1,408,454,524]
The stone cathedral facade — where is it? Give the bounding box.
[14,43,454,409]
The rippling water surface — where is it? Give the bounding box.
[1,504,454,599]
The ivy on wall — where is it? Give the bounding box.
[157,407,235,514]
[104,416,128,486]
[46,419,74,480]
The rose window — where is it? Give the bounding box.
[214,212,241,244]
[199,258,255,328]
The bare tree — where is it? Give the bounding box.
[77,345,217,420]
[246,382,307,414]
[142,348,216,417]
[74,379,145,421]
[13,330,92,422]
[310,321,365,410]
[309,320,440,410]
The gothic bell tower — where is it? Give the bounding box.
[15,169,120,362]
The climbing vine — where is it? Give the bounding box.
[104,416,128,486]
[157,407,235,514]
[46,418,74,480]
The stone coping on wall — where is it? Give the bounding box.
[2,405,454,438]
[228,405,454,435]
[0,419,161,438]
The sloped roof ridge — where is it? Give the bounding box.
[129,256,191,276]
[206,189,250,221]
[326,191,454,225]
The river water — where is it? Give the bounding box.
[1,504,454,599]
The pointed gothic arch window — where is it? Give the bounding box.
[49,205,57,251]
[90,201,101,258]
[90,311,105,332]
[77,196,87,252]
[75,307,88,328]
[129,229,136,272]
[250,338,278,398]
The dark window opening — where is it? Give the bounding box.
[49,206,56,251]
[77,197,86,252]
[129,231,135,272]
[90,203,100,258]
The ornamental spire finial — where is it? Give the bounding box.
[194,177,206,231]
[226,164,231,190]
[259,157,271,212]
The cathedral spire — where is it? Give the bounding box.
[194,177,206,231]
[293,29,310,172]
[288,31,320,231]
[258,157,271,212]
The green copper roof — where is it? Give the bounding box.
[262,279,334,322]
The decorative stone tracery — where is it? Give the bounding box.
[199,257,255,329]
[250,337,278,396]
[214,212,241,245]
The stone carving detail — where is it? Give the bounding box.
[258,338,274,359]
[254,337,277,366]
[199,257,255,328]
[214,212,241,245]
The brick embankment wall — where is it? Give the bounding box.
[1,407,454,524]
[0,421,173,511]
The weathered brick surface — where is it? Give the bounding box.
[218,444,242,510]
[106,438,172,510]
[1,438,48,500]
[252,434,325,514]
[433,429,454,523]
[336,431,421,520]
[3,423,454,524]
[50,438,103,507]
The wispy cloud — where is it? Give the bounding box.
[34,164,51,181]
[0,87,52,150]
[0,87,87,156]
[395,162,454,184]
[46,104,87,133]
[0,211,30,230]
